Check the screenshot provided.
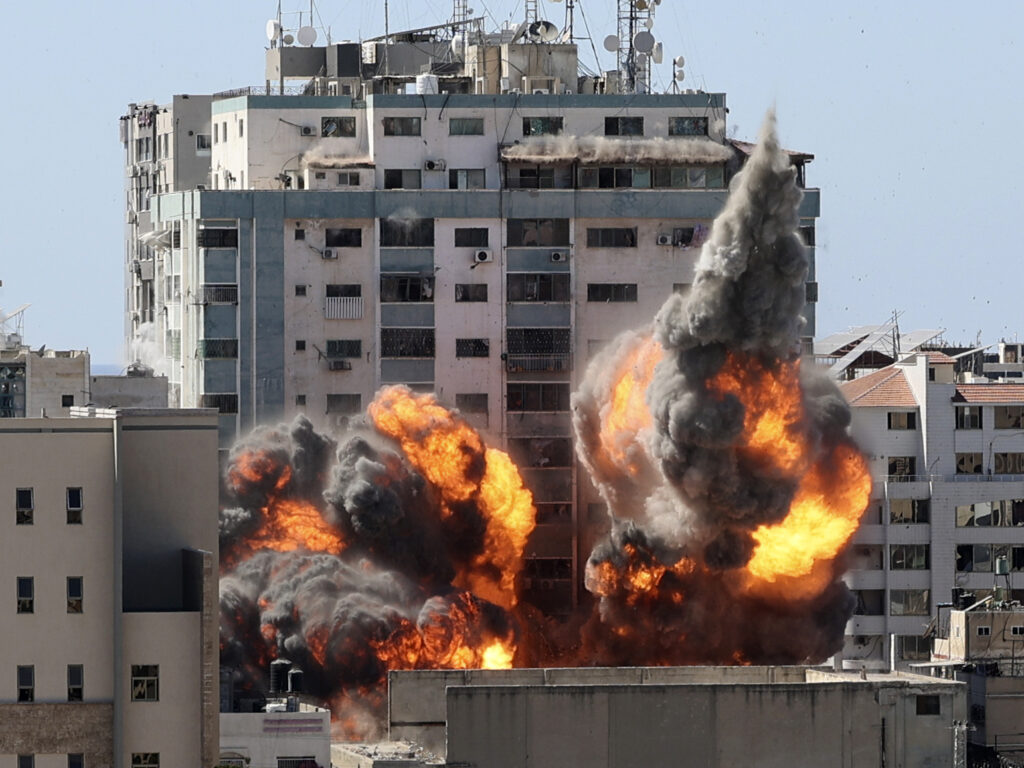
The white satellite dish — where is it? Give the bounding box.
[603,34,619,52]
[266,19,281,41]
[283,33,295,45]
[633,31,655,53]
[674,69,685,82]
[652,41,663,64]
[644,17,654,29]
[673,55,685,67]
[510,20,530,43]
[530,20,559,42]
[636,53,648,68]
[297,26,317,46]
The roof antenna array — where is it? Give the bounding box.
[604,0,662,93]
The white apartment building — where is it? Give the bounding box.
[121,20,821,616]
[0,408,219,768]
[840,349,1024,668]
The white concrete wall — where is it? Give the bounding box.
[220,710,331,768]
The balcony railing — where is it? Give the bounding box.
[200,284,238,304]
[325,296,363,320]
[505,353,572,373]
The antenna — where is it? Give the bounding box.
[297,25,317,45]
[613,0,656,93]
[525,0,538,23]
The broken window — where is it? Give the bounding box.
[506,328,571,355]
[67,577,83,613]
[887,411,917,430]
[887,456,917,479]
[605,116,644,136]
[67,664,83,702]
[131,755,159,768]
[956,452,983,475]
[955,406,983,429]
[507,382,571,412]
[326,394,361,414]
[507,273,570,302]
[17,665,33,702]
[321,116,356,137]
[994,453,1024,474]
[522,117,563,136]
[382,117,421,136]
[380,218,434,247]
[130,665,159,701]
[995,406,1024,429]
[380,276,434,302]
[890,498,930,524]
[449,169,486,189]
[889,589,929,616]
[16,488,33,525]
[450,117,484,135]
[455,284,487,302]
[17,577,33,613]
[326,339,361,358]
[506,218,570,247]
[853,590,885,616]
[509,437,574,468]
[325,228,362,248]
[587,283,637,302]
[383,169,422,189]
[455,338,490,358]
[67,487,83,524]
[668,116,708,136]
[890,544,929,570]
[586,228,637,248]
[455,228,488,247]
[381,328,435,358]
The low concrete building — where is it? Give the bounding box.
[220,706,331,768]
[331,741,436,768]
[388,666,965,768]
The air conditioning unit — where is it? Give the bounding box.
[656,233,672,246]
[322,249,336,260]
[300,125,314,136]
[424,159,447,171]
[328,359,352,371]
[474,249,493,264]
[550,251,567,263]
[532,88,550,95]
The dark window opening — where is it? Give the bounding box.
[587,283,637,302]
[325,228,362,248]
[456,338,490,358]
[380,218,434,247]
[326,339,362,358]
[455,228,489,247]
[605,116,644,136]
[507,273,570,302]
[381,328,435,358]
[507,218,570,247]
[380,276,434,302]
[455,284,488,302]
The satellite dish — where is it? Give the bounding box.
[673,55,685,67]
[603,34,619,52]
[644,17,654,29]
[633,31,655,53]
[266,19,282,41]
[283,33,295,45]
[674,69,685,82]
[652,41,663,64]
[636,53,648,68]
[634,0,648,9]
[530,20,559,42]
[297,26,317,46]
[510,20,530,43]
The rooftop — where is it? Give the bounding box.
[839,366,917,407]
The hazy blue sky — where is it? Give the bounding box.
[1,1,1019,366]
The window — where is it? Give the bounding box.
[61,394,74,408]
[382,117,421,136]
[1012,626,1024,637]
[295,395,306,407]
[380,218,434,247]
[294,228,305,241]
[295,285,307,297]
[295,340,306,351]
[977,625,992,637]
[506,218,570,247]
[668,116,709,136]
[67,487,83,524]
[605,116,643,136]
[16,488,33,525]
[853,589,885,616]
[523,117,563,136]
[509,437,574,467]
[326,339,362,358]
[17,665,33,702]
[956,452,983,475]
[890,544,929,570]
[213,123,219,143]
[17,757,32,768]
[455,284,487,302]
[68,755,84,768]
[131,755,159,768]
[67,577,83,613]
[198,339,238,359]
[321,116,356,137]
[456,393,488,414]
[68,664,83,701]
[326,394,361,414]
[380,276,434,302]
[199,394,238,414]
[507,273,570,302]
[238,119,244,138]
[890,589,929,616]
[455,228,488,247]
[131,665,159,701]
[196,134,211,151]
[898,636,931,661]
[327,284,361,298]
[587,283,637,302]
[507,382,571,412]
[381,328,435,357]
[887,456,917,479]
[278,758,317,768]
[957,544,992,572]
[890,498,929,524]
[17,577,33,613]
[383,169,422,189]
[337,171,360,186]
[955,405,982,429]
[995,405,1024,429]
[456,339,490,358]
[994,453,1024,474]
[587,228,637,248]
[196,228,238,248]
[449,169,486,190]
[450,117,484,135]
[506,328,571,355]
[887,412,917,430]
[325,228,362,248]
[916,695,941,716]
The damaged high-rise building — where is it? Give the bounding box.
[121,12,821,617]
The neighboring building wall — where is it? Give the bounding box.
[89,375,168,409]
[219,710,331,768]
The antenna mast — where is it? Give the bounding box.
[525,0,538,24]
[615,0,655,93]
[383,0,390,78]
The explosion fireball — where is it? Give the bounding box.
[219,111,869,736]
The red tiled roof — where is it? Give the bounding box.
[954,384,1024,404]
[920,351,955,364]
[839,366,918,407]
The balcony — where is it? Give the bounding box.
[200,284,238,304]
[325,296,364,320]
[505,353,572,373]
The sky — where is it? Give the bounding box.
[1,0,1021,367]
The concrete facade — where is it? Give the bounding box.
[219,709,331,768]
[0,409,219,768]
[840,352,1024,669]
